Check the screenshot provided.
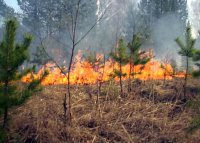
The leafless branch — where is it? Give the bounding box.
[74,3,110,46]
[38,34,67,76]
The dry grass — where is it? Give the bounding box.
[4,78,200,143]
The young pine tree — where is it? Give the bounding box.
[192,49,200,77]
[0,19,47,128]
[175,26,196,98]
[110,39,128,98]
[127,34,150,92]
[187,49,200,134]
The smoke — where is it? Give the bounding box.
[187,0,200,50]
[187,0,200,38]
[2,0,199,68]
[83,0,188,68]
[71,0,139,54]
[86,0,140,52]
[151,14,185,67]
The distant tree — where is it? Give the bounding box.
[17,0,97,37]
[175,26,196,98]
[110,39,128,98]
[0,19,47,128]
[127,34,150,91]
[18,0,64,36]
[137,0,153,38]
[138,0,187,37]
[153,0,187,20]
[139,0,187,20]
[17,0,42,36]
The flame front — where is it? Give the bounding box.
[22,50,183,85]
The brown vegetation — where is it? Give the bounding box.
[2,78,200,143]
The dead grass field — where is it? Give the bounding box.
[3,78,200,143]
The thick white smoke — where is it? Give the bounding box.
[187,0,200,38]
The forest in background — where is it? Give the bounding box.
[0,0,192,67]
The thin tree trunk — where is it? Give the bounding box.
[65,36,75,124]
[96,55,105,105]
[133,65,135,80]
[66,47,74,123]
[96,81,102,106]
[128,59,132,92]
[119,61,123,98]
[163,69,166,85]
[183,57,189,98]
[3,81,8,128]
[132,64,135,84]
[96,83,100,105]
[67,72,72,123]
[3,107,8,128]
[64,0,81,124]
[63,93,67,123]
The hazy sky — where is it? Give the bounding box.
[3,0,197,32]
[4,0,20,12]
[5,0,194,12]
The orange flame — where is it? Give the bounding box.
[22,50,183,85]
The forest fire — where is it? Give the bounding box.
[21,50,182,85]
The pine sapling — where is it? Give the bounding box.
[175,26,196,98]
[127,34,150,92]
[193,49,200,77]
[0,19,48,128]
[110,39,128,98]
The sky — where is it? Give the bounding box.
[4,0,21,12]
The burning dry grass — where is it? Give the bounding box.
[21,50,178,86]
[4,79,200,143]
